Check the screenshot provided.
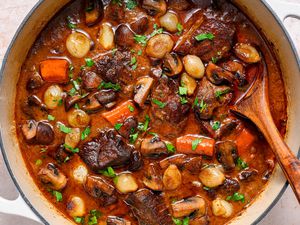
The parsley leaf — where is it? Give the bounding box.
[211,56,218,64]
[236,157,248,170]
[180,96,188,104]
[130,56,138,70]
[81,127,91,140]
[212,121,221,130]
[215,89,231,99]
[183,217,189,225]
[137,49,143,56]
[130,132,139,144]
[128,104,135,112]
[176,23,183,35]
[47,114,55,121]
[59,124,72,134]
[68,87,77,96]
[192,138,202,151]
[87,209,102,225]
[99,166,116,178]
[126,0,138,10]
[85,58,94,67]
[199,99,207,113]
[226,192,245,203]
[74,216,85,224]
[112,0,122,6]
[195,33,215,41]
[64,143,80,153]
[67,16,77,29]
[152,98,166,108]
[179,86,188,95]
[192,97,199,109]
[137,115,150,132]
[134,34,148,46]
[172,217,189,225]
[150,24,164,37]
[35,159,42,166]
[166,142,176,153]
[98,81,121,91]
[51,190,63,202]
[114,123,123,131]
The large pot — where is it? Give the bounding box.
[0,0,299,224]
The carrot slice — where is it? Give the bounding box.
[40,59,69,83]
[235,128,256,158]
[102,100,138,125]
[176,134,215,156]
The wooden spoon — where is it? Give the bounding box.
[230,61,300,203]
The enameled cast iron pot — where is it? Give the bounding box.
[0,0,299,224]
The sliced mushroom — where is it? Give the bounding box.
[212,198,233,218]
[85,0,104,26]
[134,76,154,106]
[162,52,183,76]
[234,43,261,63]
[128,150,143,171]
[118,116,138,139]
[183,156,202,174]
[206,62,235,85]
[65,94,86,111]
[82,70,102,90]
[159,154,187,169]
[84,175,117,206]
[146,34,174,59]
[140,136,168,157]
[38,163,67,190]
[26,71,44,90]
[82,93,102,113]
[215,141,238,171]
[115,24,135,47]
[66,196,86,217]
[36,122,55,145]
[107,216,131,225]
[130,16,149,34]
[142,0,167,16]
[163,164,182,190]
[172,196,206,218]
[218,178,240,195]
[143,163,163,191]
[21,120,37,142]
[95,89,117,106]
[238,168,258,182]
[199,166,225,188]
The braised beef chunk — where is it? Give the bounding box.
[117,116,138,139]
[48,144,70,164]
[125,189,173,225]
[194,77,232,120]
[218,178,240,195]
[128,150,143,171]
[80,130,133,170]
[95,51,131,84]
[95,89,117,105]
[82,70,102,90]
[107,216,131,225]
[168,0,192,10]
[130,16,149,34]
[151,76,190,136]
[84,175,117,206]
[175,18,235,62]
[215,141,238,171]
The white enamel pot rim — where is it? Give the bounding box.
[0,0,299,224]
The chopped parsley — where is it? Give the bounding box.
[125,0,138,10]
[199,99,207,113]
[137,115,150,132]
[112,48,118,55]
[59,124,72,134]
[130,132,139,144]
[192,97,199,109]
[112,0,122,6]
[211,56,218,64]
[68,87,77,96]
[215,89,231,99]
[64,143,79,153]
[226,192,245,203]
[195,33,215,41]
[35,159,42,166]
[176,23,183,35]
[98,81,121,91]
[152,98,166,108]
[47,114,55,121]
[114,123,123,131]
[236,157,248,170]
[172,217,189,225]
[40,148,47,153]
[128,104,135,112]
[130,56,138,70]
[137,49,143,56]
[51,190,63,202]
[166,142,176,153]
[192,138,202,151]
[99,166,116,178]
[67,16,77,29]
[74,103,80,109]
[212,121,221,130]
[148,131,158,137]
[178,86,188,104]
[203,186,210,191]
[72,80,80,90]
[150,24,164,37]
[74,216,85,224]
[58,99,63,106]
[179,86,188,95]
[69,64,74,78]
[87,209,102,225]
[180,96,188,104]
[84,58,94,67]
[81,127,91,140]
[134,34,148,46]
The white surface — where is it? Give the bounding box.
[0,0,299,224]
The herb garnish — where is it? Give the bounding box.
[236,157,248,170]
[64,143,80,153]
[81,127,91,140]
[59,124,72,134]
[176,23,183,35]
[195,33,215,41]
[137,115,150,132]
[126,0,138,10]
[98,81,121,91]
[215,89,231,99]
[47,114,55,121]
[212,121,221,130]
[192,138,202,151]
[226,192,245,203]
[166,142,176,153]
[99,166,116,178]
[114,123,123,131]
[152,99,166,108]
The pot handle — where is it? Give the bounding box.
[0,195,42,224]
[267,0,300,20]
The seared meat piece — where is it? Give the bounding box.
[95,89,118,106]
[217,178,240,195]
[117,116,138,139]
[80,129,133,171]
[168,0,191,10]
[107,216,131,225]
[95,51,131,84]
[190,215,210,225]
[151,77,190,136]
[84,175,117,206]
[106,3,125,24]
[130,16,149,34]
[238,168,258,182]
[125,189,173,225]
[47,144,70,164]
[194,78,232,120]
[175,18,235,62]
[198,120,216,138]
[215,141,238,171]
[128,150,143,171]
[82,70,102,90]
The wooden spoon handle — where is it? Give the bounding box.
[256,113,300,203]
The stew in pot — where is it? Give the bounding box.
[15,0,287,224]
